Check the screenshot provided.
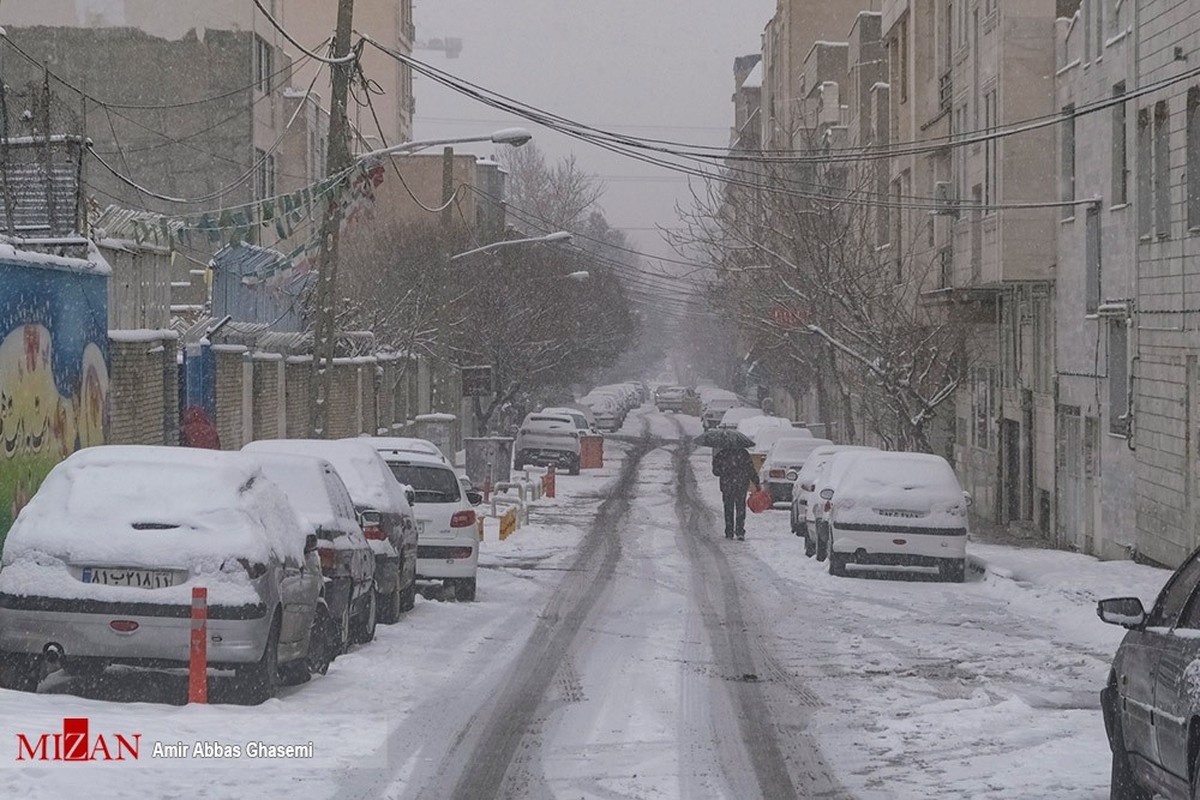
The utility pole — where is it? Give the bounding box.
[310,0,357,437]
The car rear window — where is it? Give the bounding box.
[386,464,461,503]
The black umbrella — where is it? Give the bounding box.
[693,429,754,449]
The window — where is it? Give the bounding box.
[1109,318,1130,436]
[1084,0,1092,62]
[255,149,275,199]
[1085,205,1101,313]
[1061,104,1076,218]
[984,89,997,209]
[1155,100,1171,236]
[1189,87,1200,228]
[955,104,968,201]
[1032,288,1053,393]
[1137,107,1152,236]
[1095,0,1105,57]
[899,21,908,104]
[971,185,983,282]
[1149,549,1200,628]
[1112,82,1127,204]
[971,366,995,451]
[255,35,273,93]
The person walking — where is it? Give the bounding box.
[712,445,761,540]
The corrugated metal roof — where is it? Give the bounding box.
[92,205,185,249]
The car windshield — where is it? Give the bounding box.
[386,463,461,503]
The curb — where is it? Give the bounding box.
[966,552,1015,581]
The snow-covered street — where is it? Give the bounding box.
[0,408,1173,798]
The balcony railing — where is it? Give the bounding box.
[938,71,953,113]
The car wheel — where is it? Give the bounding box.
[1110,710,1151,800]
[278,658,311,687]
[0,654,41,693]
[828,552,849,577]
[803,529,816,558]
[453,577,477,602]
[399,579,417,612]
[941,558,966,583]
[306,603,336,677]
[815,527,828,562]
[351,589,377,645]
[378,576,403,624]
[235,616,280,705]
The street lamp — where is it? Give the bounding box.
[358,127,533,161]
[449,231,574,262]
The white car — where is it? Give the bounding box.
[736,414,796,442]
[0,446,325,700]
[791,445,879,550]
[365,436,449,465]
[718,407,763,430]
[701,396,738,430]
[513,413,583,473]
[824,452,970,582]
[760,436,833,505]
[809,449,878,562]
[380,449,481,601]
[542,406,594,434]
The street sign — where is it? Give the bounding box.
[461,365,494,397]
[769,307,808,329]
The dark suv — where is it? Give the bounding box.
[1098,549,1200,799]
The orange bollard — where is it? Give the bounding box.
[544,464,556,499]
[188,587,207,704]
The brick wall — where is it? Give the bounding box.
[285,359,311,438]
[108,334,177,445]
[214,347,246,450]
[360,359,378,436]
[251,356,283,441]
[326,362,359,440]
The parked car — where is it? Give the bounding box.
[0,446,324,701]
[513,413,583,474]
[823,452,970,582]
[244,439,418,622]
[1098,553,1200,800]
[809,449,879,562]
[718,407,762,430]
[656,385,688,412]
[791,445,879,548]
[581,393,624,431]
[247,453,377,653]
[379,448,483,602]
[701,396,738,430]
[759,436,834,505]
[736,414,797,442]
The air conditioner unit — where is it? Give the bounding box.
[934,181,959,218]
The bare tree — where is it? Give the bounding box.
[499,144,605,230]
[675,161,969,452]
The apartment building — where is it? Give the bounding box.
[1127,1,1200,567]
[1054,0,1136,559]
[881,0,1059,531]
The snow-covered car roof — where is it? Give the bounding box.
[376,447,452,469]
[244,439,411,516]
[838,452,964,499]
[3,445,305,568]
[766,437,834,461]
[719,407,761,426]
[244,452,355,535]
[360,436,449,464]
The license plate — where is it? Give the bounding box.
[80,568,177,588]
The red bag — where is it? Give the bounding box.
[747,488,773,514]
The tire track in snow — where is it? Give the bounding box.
[431,419,657,800]
[669,417,848,799]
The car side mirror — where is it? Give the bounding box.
[963,490,973,507]
[358,509,382,529]
[466,490,483,506]
[1097,597,1147,629]
[304,533,319,554]
[819,488,834,500]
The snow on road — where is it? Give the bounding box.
[0,407,1174,799]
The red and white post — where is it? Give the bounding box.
[188,587,207,704]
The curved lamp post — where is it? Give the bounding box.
[449,230,573,262]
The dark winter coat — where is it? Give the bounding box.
[712,447,760,496]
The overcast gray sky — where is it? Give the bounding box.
[411,1,776,262]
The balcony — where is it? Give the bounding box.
[938,71,953,113]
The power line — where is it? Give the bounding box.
[250,0,360,65]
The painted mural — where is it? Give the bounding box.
[0,255,110,546]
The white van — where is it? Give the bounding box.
[824,452,970,582]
